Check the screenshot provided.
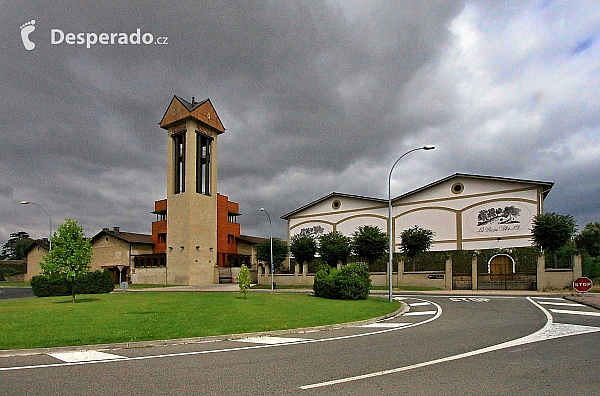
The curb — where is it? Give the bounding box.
[564,295,600,311]
[0,302,407,358]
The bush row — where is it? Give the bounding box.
[31,270,115,297]
[0,261,27,281]
[313,262,371,300]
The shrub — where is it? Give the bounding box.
[31,270,114,297]
[313,262,371,300]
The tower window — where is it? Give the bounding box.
[173,131,186,194]
[197,132,212,195]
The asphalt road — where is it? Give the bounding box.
[0,287,34,300]
[1,294,599,395]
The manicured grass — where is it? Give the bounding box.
[0,292,401,350]
[0,282,30,287]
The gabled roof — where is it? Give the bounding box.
[280,173,554,220]
[91,229,153,245]
[24,239,50,255]
[391,173,554,204]
[159,95,226,133]
[280,192,386,220]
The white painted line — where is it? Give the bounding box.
[0,298,442,373]
[409,302,431,307]
[404,311,437,316]
[299,298,600,390]
[234,336,310,344]
[530,297,565,300]
[393,297,407,301]
[48,351,126,363]
[549,309,600,317]
[359,323,412,328]
[538,301,585,307]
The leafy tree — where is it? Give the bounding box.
[289,234,317,267]
[318,231,351,267]
[238,264,251,298]
[0,232,34,261]
[575,222,600,257]
[41,219,93,303]
[531,212,577,268]
[400,225,434,271]
[256,238,288,271]
[351,225,388,267]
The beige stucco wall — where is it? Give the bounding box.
[131,267,167,284]
[90,237,153,271]
[166,118,219,285]
[25,245,48,281]
[287,176,546,254]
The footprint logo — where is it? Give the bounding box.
[20,20,36,50]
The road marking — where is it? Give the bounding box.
[0,297,442,372]
[48,351,126,363]
[531,297,564,300]
[359,323,412,328]
[538,301,585,307]
[233,336,310,344]
[409,302,431,307]
[549,309,600,317]
[299,297,599,390]
[449,297,490,302]
[404,311,437,316]
[300,321,600,390]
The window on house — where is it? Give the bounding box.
[173,131,186,194]
[228,213,238,223]
[196,132,212,195]
[158,233,167,244]
[228,234,235,244]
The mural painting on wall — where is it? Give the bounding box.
[299,225,325,238]
[467,202,532,237]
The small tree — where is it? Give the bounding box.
[351,225,388,268]
[256,238,288,271]
[289,234,317,268]
[238,264,251,298]
[531,213,577,268]
[318,231,351,267]
[400,225,434,271]
[41,219,93,303]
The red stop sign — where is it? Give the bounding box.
[573,277,593,292]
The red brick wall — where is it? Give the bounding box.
[217,194,241,267]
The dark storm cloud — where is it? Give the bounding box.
[1,1,598,244]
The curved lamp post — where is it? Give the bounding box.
[388,146,435,302]
[20,201,53,251]
[260,207,274,290]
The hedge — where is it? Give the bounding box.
[313,262,371,300]
[31,270,115,297]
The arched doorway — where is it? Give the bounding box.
[488,254,515,275]
[478,253,536,290]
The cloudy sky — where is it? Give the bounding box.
[1,0,598,246]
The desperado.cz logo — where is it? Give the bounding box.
[20,20,168,50]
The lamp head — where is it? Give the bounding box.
[423,145,435,150]
[20,201,30,205]
[260,208,265,212]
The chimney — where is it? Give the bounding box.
[113,227,120,233]
[191,95,195,104]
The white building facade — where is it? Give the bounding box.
[282,174,553,253]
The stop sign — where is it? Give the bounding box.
[573,277,593,293]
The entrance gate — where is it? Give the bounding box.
[477,254,536,290]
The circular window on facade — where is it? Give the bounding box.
[332,200,342,210]
[451,182,464,194]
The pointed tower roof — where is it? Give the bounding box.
[159,95,226,133]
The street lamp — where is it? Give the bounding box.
[260,208,274,290]
[387,146,435,302]
[20,200,53,251]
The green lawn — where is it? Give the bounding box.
[0,292,401,350]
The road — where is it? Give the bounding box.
[0,287,34,300]
[1,294,599,395]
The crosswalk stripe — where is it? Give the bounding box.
[48,351,126,363]
[359,323,412,328]
[549,309,600,317]
[233,336,310,344]
[539,301,585,307]
[404,311,437,316]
